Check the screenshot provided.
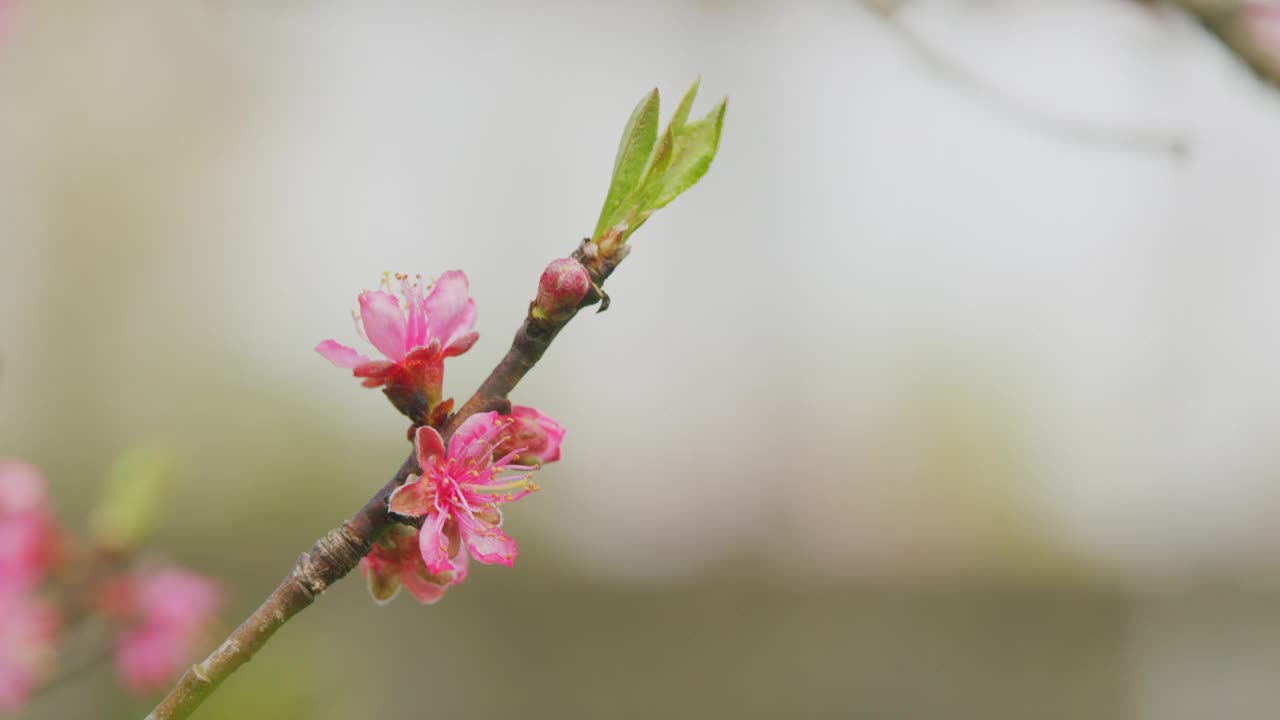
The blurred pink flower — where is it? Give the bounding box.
[388,411,555,580]
[1247,1,1280,55]
[359,525,466,605]
[0,592,58,713]
[105,568,221,695]
[0,460,59,594]
[316,271,478,423]
[495,406,566,465]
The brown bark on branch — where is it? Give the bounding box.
[145,240,623,720]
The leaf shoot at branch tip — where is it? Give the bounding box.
[593,78,727,243]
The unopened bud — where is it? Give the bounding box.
[495,406,566,465]
[534,258,591,320]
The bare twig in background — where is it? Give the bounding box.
[1166,0,1280,88]
[861,0,1193,159]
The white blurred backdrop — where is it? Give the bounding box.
[3,2,1280,718]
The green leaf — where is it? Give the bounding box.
[668,76,701,134]
[594,89,660,239]
[591,79,727,244]
[614,119,677,237]
[92,446,181,551]
[651,97,727,210]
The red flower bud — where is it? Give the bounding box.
[494,406,566,465]
[534,258,591,319]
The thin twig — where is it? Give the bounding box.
[145,240,624,720]
[863,0,1192,158]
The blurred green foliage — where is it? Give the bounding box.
[92,446,181,552]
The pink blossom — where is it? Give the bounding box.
[0,460,58,594]
[316,271,478,424]
[495,406,566,465]
[0,463,60,711]
[105,568,221,695]
[0,592,58,713]
[387,411,557,581]
[359,525,467,605]
[1247,2,1280,55]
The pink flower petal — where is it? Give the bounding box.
[458,515,517,567]
[314,340,370,369]
[400,276,429,349]
[1248,2,1280,55]
[0,461,46,514]
[136,569,221,631]
[399,551,463,605]
[387,478,433,518]
[0,667,35,714]
[0,593,57,712]
[414,426,446,469]
[399,569,448,605]
[450,541,470,585]
[418,512,455,575]
[0,514,53,593]
[358,290,409,362]
[423,270,477,354]
[111,568,219,695]
[117,624,187,695]
[0,462,54,593]
[509,406,566,464]
[447,411,502,461]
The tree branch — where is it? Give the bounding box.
[863,0,1192,158]
[145,240,624,720]
[1166,0,1280,89]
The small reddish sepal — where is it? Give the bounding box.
[388,478,433,519]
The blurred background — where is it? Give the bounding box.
[4,0,1280,717]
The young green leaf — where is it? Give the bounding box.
[92,446,180,551]
[594,88,661,239]
[668,76,701,134]
[651,97,727,210]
